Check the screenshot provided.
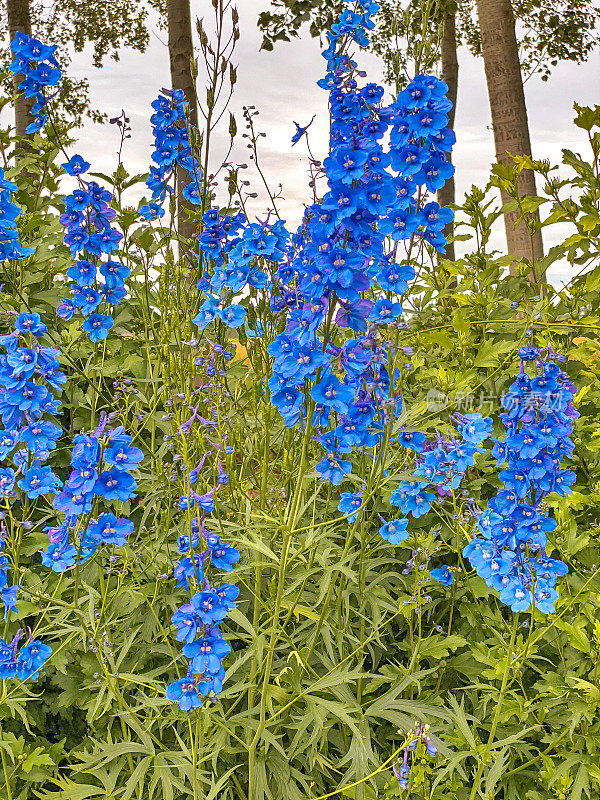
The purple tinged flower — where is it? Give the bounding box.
[57,298,76,320]
[335,299,373,333]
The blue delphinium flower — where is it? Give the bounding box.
[337,491,363,523]
[165,677,202,711]
[16,638,53,680]
[379,518,409,545]
[62,154,90,176]
[82,313,114,342]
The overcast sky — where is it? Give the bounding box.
[64,0,599,283]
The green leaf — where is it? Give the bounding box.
[473,339,517,367]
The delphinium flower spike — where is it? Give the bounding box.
[9,35,131,342]
[165,346,240,709]
[463,346,573,614]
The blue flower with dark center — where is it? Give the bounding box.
[166,677,202,711]
[95,469,137,501]
[62,154,90,176]
[183,630,232,676]
[16,639,52,680]
[209,542,240,572]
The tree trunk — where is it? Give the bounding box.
[6,0,34,137]
[166,0,198,244]
[437,10,458,261]
[475,0,544,268]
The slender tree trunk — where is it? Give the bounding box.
[475,0,544,268]
[6,0,34,137]
[166,0,198,244]
[437,10,458,261]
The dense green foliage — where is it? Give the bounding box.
[1,36,600,800]
[258,0,600,86]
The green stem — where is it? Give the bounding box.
[469,614,519,800]
[0,719,13,800]
[247,415,312,799]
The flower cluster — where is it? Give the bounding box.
[0,313,64,527]
[9,32,61,133]
[165,386,240,711]
[264,0,455,486]
[146,89,202,207]
[463,347,573,614]
[9,33,128,343]
[44,415,140,572]
[144,91,293,334]
[193,210,289,332]
[0,202,61,679]
[390,413,492,517]
[56,164,127,340]
[383,414,492,579]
